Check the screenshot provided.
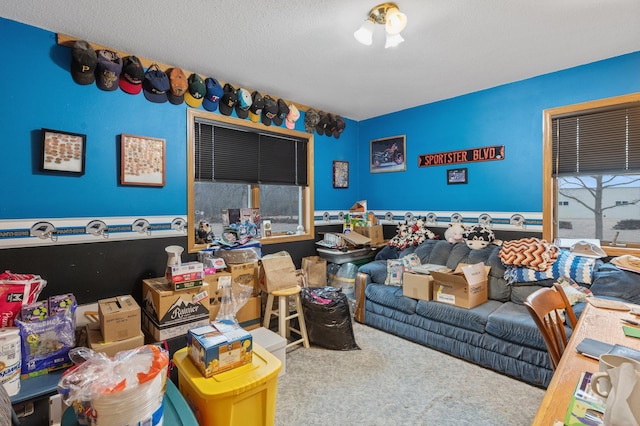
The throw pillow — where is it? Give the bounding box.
[401,253,421,269]
[385,259,404,286]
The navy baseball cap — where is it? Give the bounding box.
[142,64,170,103]
[95,50,123,91]
[202,78,223,112]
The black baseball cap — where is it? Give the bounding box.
[248,91,265,122]
[70,40,97,85]
[261,96,278,126]
[119,56,144,94]
[219,83,238,116]
[272,99,290,126]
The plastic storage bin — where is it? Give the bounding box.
[250,327,287,377]
[173,343,281,426]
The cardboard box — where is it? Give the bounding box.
[169,261,205,291]
[98,295,141,342]
[353,225,384,245]
[187,321,253,377]
[402,272,433,301]
[236,296,261,330]
[142,278,210,327]
[226,261,259,295]
[86,322,144,357]
[204,271,233,292]
[141,309,210,341]
[430,263,490,309]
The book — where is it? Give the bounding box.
[564,371,606,426]
[576,337,640,361]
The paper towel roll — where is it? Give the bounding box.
[0,327,21,396]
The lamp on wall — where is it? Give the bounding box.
[354,2,408,48]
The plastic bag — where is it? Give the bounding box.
[215,275,253,324]
[301,287,360,351]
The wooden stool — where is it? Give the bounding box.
[263,285,310,349]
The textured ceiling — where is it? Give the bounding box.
[1,0,639,121]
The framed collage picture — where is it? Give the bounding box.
[120,134,166,186]
[40,128,86,175]
[333,160,349,188]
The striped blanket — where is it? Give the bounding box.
[504,249,597,285]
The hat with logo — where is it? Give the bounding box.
[184,73,206,108]
[316,111,330,135]
[285,104,300,130]
[304,109,320,133]
[219,83,238,116]
[119,56,144,94]
[235,88,252,119]
[70,40,98,85]
[202,78,223,112]
[166,67,188,105]
[248,91,265,122]
[333,115,346,139]
[261,96,279,126]
[325,113,337,138]
[142,63,170,103]
[272,99,290,127]
[95,50,123,91]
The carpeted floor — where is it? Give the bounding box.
[274,322,545,426]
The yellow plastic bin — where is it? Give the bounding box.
[173,343,282,426]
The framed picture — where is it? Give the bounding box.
[120,134,166,186]
[333,160,349,188]
[370,135,406,173]
[447,168,468,184]
[41,128,86,175]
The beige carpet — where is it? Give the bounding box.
[275,322,545,426]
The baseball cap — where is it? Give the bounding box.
[333,115,346,139]
[285,104,300,130]
[142,63,170,103]
[570,241,607,258]
[316,111,330,135]
[304,109,320,133]
[119,56,144,94]
[184,73,206,108]
[167,67,188,105]
[70,40,97,85]
[248,91,265,122]
[95,50,123,91]
[219,83,238,116]
[202,78,223,112]
[325,113,337,138]
[261,96,278,126]
[272,99,290,126]
[235,88,252,119]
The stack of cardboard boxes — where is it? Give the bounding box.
[87,295,145,357]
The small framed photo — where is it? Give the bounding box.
[333,160,349,188]
[370,135,406,173]
[121,134,166,187]
[41,129,86,175]
[447,168,468,184]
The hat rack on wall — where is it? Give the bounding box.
[57,33,315,115]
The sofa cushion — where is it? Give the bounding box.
[375,245,400,261]
[414,299,502,334]
[365,283,418,315]
[485,302,565,351]
[590,263,640,304]
[413,240,452,265]
[359,260,388,285]
[510,282,550,304]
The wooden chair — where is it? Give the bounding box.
[524,284,578,370]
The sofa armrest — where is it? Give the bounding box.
[355,272,371,324]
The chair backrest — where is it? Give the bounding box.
[524,284,577,370]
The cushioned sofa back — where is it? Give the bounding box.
[379,239,511,302]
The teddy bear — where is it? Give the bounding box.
[462,224,496,250]
[444,223,466,244]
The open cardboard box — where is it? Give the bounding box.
[430,263,490,309]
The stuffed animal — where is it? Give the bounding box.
[462,224,495,250]
[444,223,466,244]
[196,220,215,244]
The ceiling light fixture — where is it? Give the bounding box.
[354,2,408,48]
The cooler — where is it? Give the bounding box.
[173,343,281,426]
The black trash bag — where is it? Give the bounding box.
[301,286,360,351]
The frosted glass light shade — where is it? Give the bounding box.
[385,32,404,48]
[354,19,375,45]
[385,7,407,34]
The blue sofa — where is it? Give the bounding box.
[355,239,640,388]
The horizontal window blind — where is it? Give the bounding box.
[194,119,308,186]
[552,106,640,176]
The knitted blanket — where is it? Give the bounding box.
[504,249,597,285]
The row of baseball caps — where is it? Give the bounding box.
[70,40,346,138]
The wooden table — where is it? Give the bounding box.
[532,302,640,425]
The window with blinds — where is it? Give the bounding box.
[194,119,308,186]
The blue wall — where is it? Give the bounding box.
[0,18,359,219]
[1,17,639,220]
[358,52,640,212]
